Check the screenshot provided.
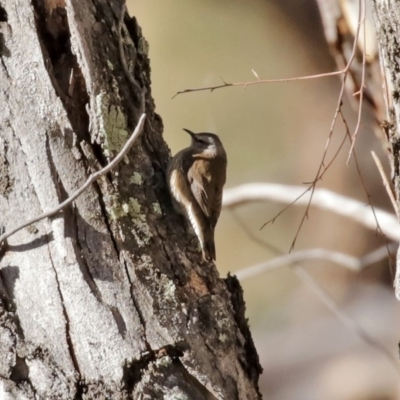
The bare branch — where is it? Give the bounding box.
[0,113,147,244]
[236,244,397,281]
[171,70,345,99]
[223,183,399,241]
[172,1,364,100]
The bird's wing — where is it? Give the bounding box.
[188,160,215,220]
[209,187,223,228]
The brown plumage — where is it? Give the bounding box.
[167,129,227,261]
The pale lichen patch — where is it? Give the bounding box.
[130,172,143,185]
[105,194,152,246]
[127,198,144,221]
[127,197,152,247]
[219,333,228,343]
[95,91,129,158]
[152,202,162,216]
[105,194,127,220]
[27,225,39,234]
[215,307,232,344]
[106,59,114,70]
[155,355,172,368]
[138,37,149,55]
[161,279,176,301]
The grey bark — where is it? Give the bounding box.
[0,1,261,399]
[371,0,400,299]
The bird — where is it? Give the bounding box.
[167,129,227,261]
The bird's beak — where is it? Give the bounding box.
[183,128,195,138]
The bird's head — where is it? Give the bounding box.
[183,129,226,158]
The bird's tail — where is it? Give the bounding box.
[186,203,217,261]
[201,226,216,262]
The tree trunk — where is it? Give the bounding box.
[0,1,261,399]
[372,0,400,299]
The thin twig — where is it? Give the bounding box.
[371,151,398,218]
[281,0,366,250]
[259,186,312,228]
[172,0,363,100]
[259,125,348,231]
[340,110,395,276]
[260,0,363,249]
[288,76,348,251]
[0,114,147,244]
[347,0,367,162]
[171,71,344,99]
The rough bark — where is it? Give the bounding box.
[371,0,400,299]
[0,1,261,399]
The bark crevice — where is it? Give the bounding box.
[0,5,7,22]
[121,257,151,350]
[31,0,90,144]
[47,244,81,379]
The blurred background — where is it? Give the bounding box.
[129,1,400,398]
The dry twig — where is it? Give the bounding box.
[371,151,398,217]
[0,114,147,244]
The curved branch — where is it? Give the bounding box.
[236,244,397,281]
[0,113,147,244]
[223,183,399,240]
